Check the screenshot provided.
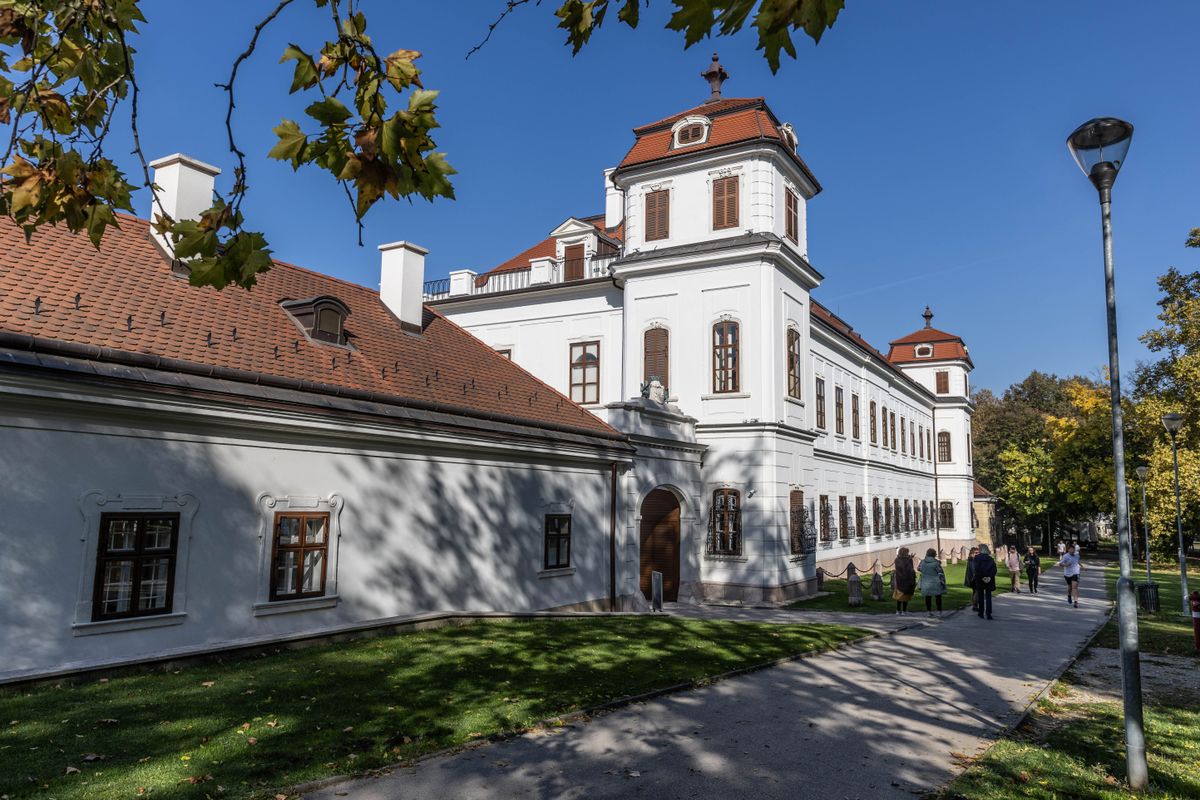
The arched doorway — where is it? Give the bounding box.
[640,488,681,602]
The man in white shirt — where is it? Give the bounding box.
[1055,543,1083,608]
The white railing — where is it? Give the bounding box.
[423,254,618,301]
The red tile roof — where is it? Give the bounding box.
[974,481,997,499]
[809,301,932,397]
[615,97,820,190]
[886,326,972,367]
[0,215,622,440]
[475,215,623,288]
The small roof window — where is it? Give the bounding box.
[914,344,934,358]
[281,296,351,346]
[671,115,711,149]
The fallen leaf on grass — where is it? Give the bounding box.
[266,721,278,728]
[247,738,258,745]
[82,753,104,762]
[241,723,251,731]
[201,681,215,688]
[64,766,80,776]
[342,726,354,733]
[1019,771,1031,783]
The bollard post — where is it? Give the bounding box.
[816,567,825,593]
[847,563,863,607]
[651,570,663,612]
[870,570,884,601]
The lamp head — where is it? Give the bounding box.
[1135,465,1149,481]
[1067,117,1133,193]
[1162,412,1184,435]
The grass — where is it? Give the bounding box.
[789,557,1059,614]
[939,700,1200,799]
[0,616,868,800]
[1094,563,1200,658]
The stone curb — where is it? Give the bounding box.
[292,618,927,798]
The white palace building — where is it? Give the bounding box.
[0,57,974,681]
[426,58,977,605]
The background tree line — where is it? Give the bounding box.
[973,230,1200,557]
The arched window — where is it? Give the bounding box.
[709,489,741,555]
[939,502,954,529]
[713,321,740,393]
[569,341,600,404]
[938,431,952,462]
[786,328,802,399]
[643,327,670,389]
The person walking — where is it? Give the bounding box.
[1057,539,1067,559]
[918,548,947,617]
[1055,542,1084,608]
[965,546,980,612]
[892,547,916,615]
[1005,546,1022,593]
[974,544,998,619]
[1023,546,1041,594]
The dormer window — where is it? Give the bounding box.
[914,344,934,358]
[281,296,351,346]
[671,116,710,149]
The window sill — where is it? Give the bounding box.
[784,396,805,408]
[788,553,812,563]
[253,595,339,617]
[701,392,751,400]
[73,612,187,637]
[705,554,748,563]
[537,567,576,579]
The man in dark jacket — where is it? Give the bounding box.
[974,544,998,619]
[965,546,980,612]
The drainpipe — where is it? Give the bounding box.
[609,462,619,611]
[932,406,942,555]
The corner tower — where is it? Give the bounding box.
[887,308,976,546]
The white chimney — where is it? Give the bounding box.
[379,241,428,332]
[603,167,623,230]
[148,153,220,256]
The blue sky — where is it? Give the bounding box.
[108,1,1200,392]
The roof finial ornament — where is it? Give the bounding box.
[922,306,934,329]
[701,53,729,103]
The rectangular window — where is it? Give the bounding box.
[884,499,892,534]
[900,418,907,454]
[838,496,849,539]
[789,489,807,555]
[938,431,952,462]
[544,514,572,569]
[855,497,865,535]
[936,370,949,394]
[495,348,512,359]
[819,494,831,541]
[968,433,973,465]
[835,387,845,434]
[911,426,916,455]
[880,406,888,447]
[712,321,740,393]
[815,378,826,428]
[786,328,802,400]
[939,502,955,529]
[563,243,585,282]
[270,512,330,601]
[873,498,881,535]
[93,514,179,621]
[918,425,924,459]
[851,394,860,439]
[712,176,739,230]
[570,340,601,404]
[710,489,742,555]
[645,189,669,241]
[870,401,878,444]
[927,429,932,461]
[785,189,799,243]
[644,327,670,388]
[890,412,898,451]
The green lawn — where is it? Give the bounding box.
[1095,563,1200,658]
[0,617,867,800]
[939,699,1200,799]
[788,558,1058,614]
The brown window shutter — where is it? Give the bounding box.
[645,190,669,241]
[643,327,670,387]
[713,176,738,230]
[936,370,949,394]
[785,190,798,243]
[564,244,584,281]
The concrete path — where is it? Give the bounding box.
[305,572,1111,800]
[664,600,940,633]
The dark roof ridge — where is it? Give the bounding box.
[810,299,933,399]
[632,97,767,134]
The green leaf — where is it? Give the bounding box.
[666,0,719,48]
[267,119,308,167]
[555,1,599,54]
[280,43,318,93]
[305,96,352,126]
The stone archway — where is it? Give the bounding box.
[640,488,681,602]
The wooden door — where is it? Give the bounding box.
[564,244,585,281]
[640,489,681,602]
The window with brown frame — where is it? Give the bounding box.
[92,514,179,621]
[873,498,881,535]
[927,429,933,461]
[677,123,705,145]
[544,514,572,569]
[709,489,742,555]
[819,494,831,541]
[851,394,860,439]
[644,327,670,388]
[839,496,850,539]
[835,387,845,434]
[495,348,512,359]
[900,418,907,454]
[890,412,898,451]
[785,189,799,244]
[815,378,826,428]
[880,405,888,447]
[645,189,669,241]
[884,499,892,534]
[918,425,924,459]
[910,426,916,455]
[935,370,949,394]
[712,175,739,230]
[855,496,865,535]
[968,432,973,465]
[870,401,878,444]
[563,243,585,282]
[789,489,807,555]
[712,321,740,393]
[904,501,911,532]
[270,512,330,601]
[939,502,955,529]
[569,340,601,404]
[786,328,802,399]
[938,431,952,462]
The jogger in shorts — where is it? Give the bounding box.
[1055,542,1083,608]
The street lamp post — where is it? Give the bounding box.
[1136,465,1152,586]
[1067,116,1146,791]
[1161,413,1191,616]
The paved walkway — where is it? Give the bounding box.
[306,572,1111,800]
